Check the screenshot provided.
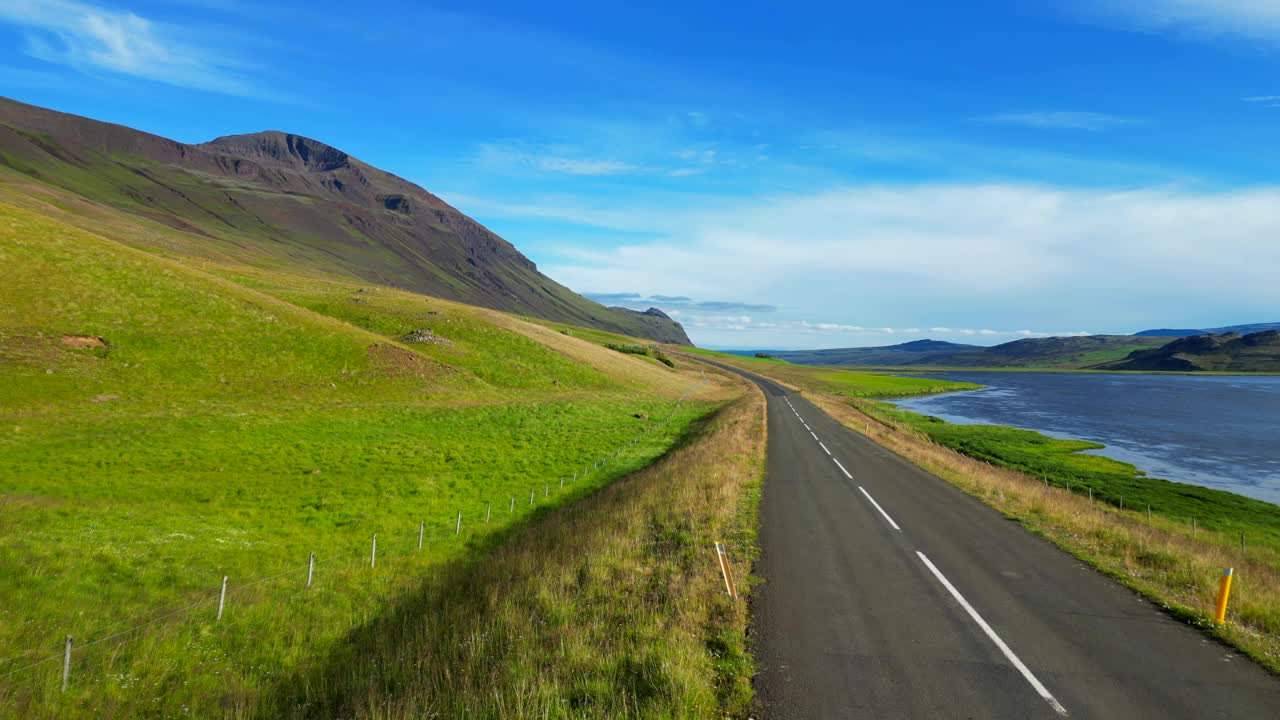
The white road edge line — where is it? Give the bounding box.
[833,457,852,479]
[809,431,819,441]
[857,486,901,531]
[819,441,832,455]
[916,551,1069,717]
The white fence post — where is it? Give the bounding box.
[455,511,462,535]
[371,534,377,568]
[510,496,514,513]
[217,576,228,621]
[61,635,72,692]
[486,502,491,524]
[418,521,424,550]
[307,552,315,588]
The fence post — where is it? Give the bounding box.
[510,495,514,513]
[1147,505,1152,522]
[573,471,578,482]
[371,535,377,568]
[1193,517,1197,537]
[486,502,491,524]
[544,484,549,498]
[418,522,424,550]
[455,511,462,535]
[217,576,228,621]
[1242,531,1247,556]
[307,552,315,588]
[1088,487,1093,502]
[529,489,535,505]
[61,635,72,692]
[1120,496,1124,511]
[560,476,565,490]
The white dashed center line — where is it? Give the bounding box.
[858,486,901,531]
[917,552,1068,716]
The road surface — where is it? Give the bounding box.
[709,360,1280,719]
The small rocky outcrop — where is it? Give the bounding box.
[402,328,451,346]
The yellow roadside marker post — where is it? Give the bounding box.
[1215,568,1234,625]
[715,542,738,599]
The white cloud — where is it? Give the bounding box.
[516,182,1280,346]
[537,157,635,175]
[1077,1,1280,42]
[980,111,1133,131]
[0,0,269,97]
[475,145,636,176]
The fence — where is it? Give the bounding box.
[0,380,707,702]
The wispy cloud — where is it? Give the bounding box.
[583,292,776,313]
[0,0,271,97]
[979,111,1134,131]
[1244,95,1280,108]
[1074,1,1280,43]
[476,144,637,176]
[681,314,1092,342]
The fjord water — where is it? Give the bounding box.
[893,372,1280,505]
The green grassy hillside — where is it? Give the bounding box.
[0,200,721,716]
[1101,331,1280,372]
[0,97,690,344]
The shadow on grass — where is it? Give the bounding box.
[254,409,727,719]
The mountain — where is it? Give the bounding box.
[1135,322,1280,337]
[1101,331,1280,372]
[762,339,982,365]
[765,336,1169,368]
[0,97,689,344]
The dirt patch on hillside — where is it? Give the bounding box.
[367,343,440,380]
[61,335,107,349]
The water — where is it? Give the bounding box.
[892,372,1280,505]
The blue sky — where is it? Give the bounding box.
[3,0,1280,348]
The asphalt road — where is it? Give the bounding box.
[708,360,1280,719]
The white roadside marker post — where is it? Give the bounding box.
[217,576,228,621]
[61,636,72,692]
[307,552,315,588]
[371,535,377,568]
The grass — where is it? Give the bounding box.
[722,351,1280,675]
[253,379,765,719]
[871,404,1280,546]
[0,201,737,717]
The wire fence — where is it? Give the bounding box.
[0,379,711,699]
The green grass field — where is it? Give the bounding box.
[0,201,723,716]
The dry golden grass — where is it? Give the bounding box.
[254,367,765,718]
[805,391,1280,674]
[487,311,696,398]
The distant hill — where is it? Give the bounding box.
[1101,331,1280,372]
[1135,322,1280,338]
[760,340,981,366]
[0,97,689,344]
[766,336,1168,369]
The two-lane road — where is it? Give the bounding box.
[709,360,1280,718]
